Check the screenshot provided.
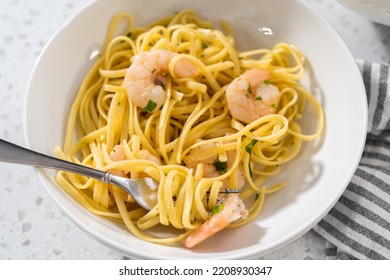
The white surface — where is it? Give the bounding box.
[1,0,389,259]
[336,0,390,26]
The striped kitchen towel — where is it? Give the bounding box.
[313,60,390,260]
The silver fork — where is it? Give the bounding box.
[0,139,240,210]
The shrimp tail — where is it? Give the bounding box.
[183,194,248,248]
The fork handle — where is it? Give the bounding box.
[0,139,107,182]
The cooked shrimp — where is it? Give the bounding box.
[226,68,282,124]
[109,144,161,176]
[139,149,161,165]
[109,144,128,177]
[184,141,245,189]
[183,194,248,248]
[172,55,199,78]
[109,145,161,203]
[123,50,199,112]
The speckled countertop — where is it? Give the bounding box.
[0,0,389,260]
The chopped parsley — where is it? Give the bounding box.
[245,139,259,155]
[210,204,224,216]
[255,96,263,101]
[212,159,227,174]
[264,79,271,85]
[272,103,279,109]
[248,162,253,177]
[142,100,157,113]
[254,192,259,201]
[247,85,253,94]
[126,31,132,38]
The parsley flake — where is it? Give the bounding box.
[248,162,253,177]
[255,96,263,101]
[142,100,157,113]
[247,85,253,94]
[210,204,224,216]
[126,31,132,38]
[212,159,227,174]
[264,79,271,85]
[245,139,259,155]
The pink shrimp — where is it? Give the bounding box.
[122,50,199,112]
[109,144,160,176]
[109,144,128,177]
[183,194,248,248]
[226,68,282,124]
[184,141,246,189]
[109,145,160,203]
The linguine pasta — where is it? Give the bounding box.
[55,10,324,246]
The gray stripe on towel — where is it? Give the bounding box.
[317,219,386,259]
[313,60,390,259]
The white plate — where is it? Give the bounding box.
[24,0,367,259]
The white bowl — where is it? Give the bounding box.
[336,0,390,26]
[24,0,367,259]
